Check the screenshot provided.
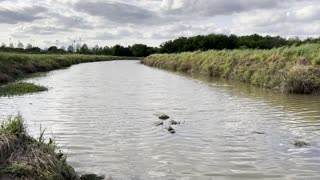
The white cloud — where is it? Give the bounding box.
[292,6,320,21]
[0,0,320,47]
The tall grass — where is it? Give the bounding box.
[0,53,137,84]
[143,44,320,95]
[0,115,77,179]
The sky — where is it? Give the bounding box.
[0,0,320,48]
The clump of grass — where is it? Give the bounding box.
[0,82,48,96]
[0,114,25,135]
[4,162,33,177]
[0,115,78,180]
[143,43,320,95]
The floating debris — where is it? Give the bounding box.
[170,120,180,125]
[154,121,164,126]
[80,174,105,180]
[153,113,181,134]
[294,140,310,147]
[167,126,176,134]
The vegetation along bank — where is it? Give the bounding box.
[143,44,320,95]
[0,115,105,180]
[0,53,137,84]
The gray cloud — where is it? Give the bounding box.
[74,1,161,25]
[92,29,143,40]
[2,0,320,47]
[49,12,94,29]
[11,24,67,37]
[0,5,47,24]
[160,0,280,16]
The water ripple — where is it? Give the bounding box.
[0,61,320,179]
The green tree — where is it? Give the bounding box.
[102,46,112,55]
[17,41,24,49]
[131,44,148,57]
[67,45,74,53]
[48,46,58,53]
[26,43,32,49]
[80,44,89,54]
[0,43,6,48]
[112,45,132,56]
[91,45,100,55]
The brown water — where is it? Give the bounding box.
[0,60,320,179]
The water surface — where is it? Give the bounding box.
[0,60,320,179]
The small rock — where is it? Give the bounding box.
[294,140,310,147]
[253,131,265,135]
[154,113,170,120]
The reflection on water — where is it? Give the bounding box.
[0,61,320,179]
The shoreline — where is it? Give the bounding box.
[142,44,320,95]
[0,53,139,85]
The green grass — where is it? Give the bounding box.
[0,53,137,84]
[0,82,48,96]
[143,43,320,95]
[0,114,25,135]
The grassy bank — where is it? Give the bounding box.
[143,44,320,95]
[0,115,105,180]
[0,53,137,84]
[0,115,77,179]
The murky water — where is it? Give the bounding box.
[1,60,320,179]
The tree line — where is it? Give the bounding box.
[0,42,157,57]
[158,34,320,53]
[2,34,320,56]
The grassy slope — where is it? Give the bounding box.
[0,115,78,180]
[0,115,105,180]
[143,44,320,95]
[0,53,137,84]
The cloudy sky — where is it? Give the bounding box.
[0,0,320,48]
